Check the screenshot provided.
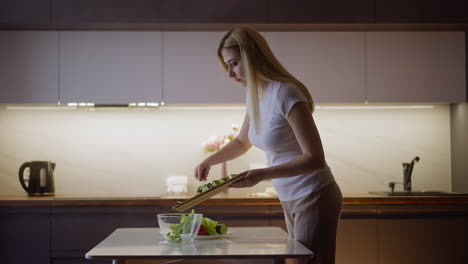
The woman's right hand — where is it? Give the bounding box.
[194,162,211,182]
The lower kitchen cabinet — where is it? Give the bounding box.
[2,202,468,264]
[51,206,159,264]
[336,217,378,264]
[0,207,51,264]
[378,216,468,264]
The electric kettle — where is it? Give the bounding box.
[19,161,55,196]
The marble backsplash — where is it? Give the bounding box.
[0,104,451,197]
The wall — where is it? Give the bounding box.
[450,31,468,193]
[451,103,468,193]
[0,104,451,197]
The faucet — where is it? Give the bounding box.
[389,156,420,192]
[403,156,420,191]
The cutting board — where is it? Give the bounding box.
[172,175,245,212]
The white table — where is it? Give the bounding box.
[85,227,314,264]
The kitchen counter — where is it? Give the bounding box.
[1,193,468,207]
[2,193,468,264]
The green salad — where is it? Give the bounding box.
[166,210,228,242]
[198,216,227,236]
[196,174,240,194]
[166,210,197,243]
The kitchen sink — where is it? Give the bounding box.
[369,191,468,196]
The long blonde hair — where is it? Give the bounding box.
[217,27,314,134]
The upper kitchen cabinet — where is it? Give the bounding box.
[59,31,163,104]
[0,0,50,24]
[265,32,366,103]
[162,32,245,104]
[268,0,374,23]
[0,31,59,104]
[375,0,468,23]
[366,32,466,103]
[52,0,267,24]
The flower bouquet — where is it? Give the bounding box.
[203,124,239,153]
[202,124,239,181]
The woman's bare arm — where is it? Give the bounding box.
[195,114,252,181]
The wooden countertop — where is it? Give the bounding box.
[1,193,468,207]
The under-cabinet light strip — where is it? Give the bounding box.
[4,105,435,111]
[4,106,78,110]
[158,106,245,110]
[159,105,435,110]
[315,105,435,110]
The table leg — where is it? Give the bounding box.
[274,258,285,264]
[113,259,124,264]
[284,258,310,264]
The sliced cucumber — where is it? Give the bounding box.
[215,224,227,235]
[195,174,240,194]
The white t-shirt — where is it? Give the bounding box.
[248,81,335,201]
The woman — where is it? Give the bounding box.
[194,27,342,264]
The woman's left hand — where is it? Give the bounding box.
[230,169,266,188]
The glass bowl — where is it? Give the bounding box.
[157,213,203,244]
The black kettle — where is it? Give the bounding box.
[19,161,55,196]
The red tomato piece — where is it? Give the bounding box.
[198,225,207,235]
